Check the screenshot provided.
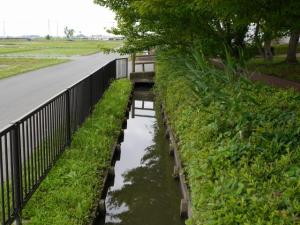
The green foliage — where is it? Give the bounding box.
[95,0,300,59]
[22,79,132,225]
[156,52,300,224]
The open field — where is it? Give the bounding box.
[0,40,121,56]
[0,39,122,56]
[0,57,68,79]
[0,39,122,79]
[246,56,300,82]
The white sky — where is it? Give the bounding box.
[0,0,116,37]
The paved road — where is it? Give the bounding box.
[0,53,120,130]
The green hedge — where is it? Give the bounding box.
[156,57,300,224]
[23,79,132,225]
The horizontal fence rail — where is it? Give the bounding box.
[0,58,128,225]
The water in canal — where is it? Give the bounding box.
[96,86,184,225]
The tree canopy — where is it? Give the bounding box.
[95,0,300,61]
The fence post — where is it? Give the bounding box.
[66,90,71,146]
[132,53,136,73]
[11,122,22,225]
[126,58,129,78]
[89,76,93,113]
[113,60,117,80]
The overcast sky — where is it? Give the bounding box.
[0,0,116,37]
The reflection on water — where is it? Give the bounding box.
[100,87,184,225]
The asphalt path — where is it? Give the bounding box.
[0,52,120,130]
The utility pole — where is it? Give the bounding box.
[48,19,51,36]
[3,20,6,37]
[56,22,59,37]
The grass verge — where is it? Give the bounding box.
[22,79,132,225]
[0,58,68,79]
[246,56,300,82]
[273,44,300,55]
[156,52,300,224]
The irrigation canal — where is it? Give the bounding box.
[95,85,184,225]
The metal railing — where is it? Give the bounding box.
[0,58,128,225]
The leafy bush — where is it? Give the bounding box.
[156,52,300,224]
[23,79,132,225]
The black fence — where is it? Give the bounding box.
[0,58,128,225]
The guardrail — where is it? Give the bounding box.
[0,58,128,225]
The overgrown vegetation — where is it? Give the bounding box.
[22,79,132,225]
[156,52,300,224]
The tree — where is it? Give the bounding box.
[95,0,251,57]
[64,26,75,40]
[286,31,300,64]
[94,0,299,62]
[45,34,51,40]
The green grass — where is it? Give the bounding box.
[246,56,300,82]
[0,58,68,79]
[0,116,76,223]
[0,39,122,79]
[156,52,300,224]
[274,44,300,55]
[0,40,122,56]
[22,79,132,225]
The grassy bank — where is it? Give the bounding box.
[22,79,132,225]
[0,57,68,79]
[156,54,300,224]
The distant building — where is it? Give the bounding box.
[89,35,124,41]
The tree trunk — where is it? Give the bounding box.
[286,30,300,64]
[254,22,264,57]
[264,39,273,60]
